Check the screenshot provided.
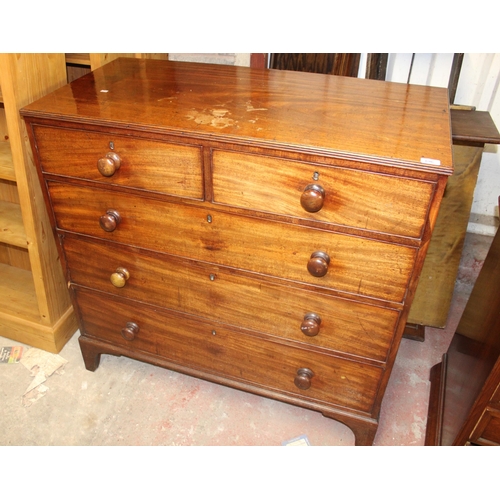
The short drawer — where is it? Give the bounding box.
[75,287,382,414]
[49,182,417,303]
[212,150,434,238]
[32,125,204,199]
[62,234,399,362]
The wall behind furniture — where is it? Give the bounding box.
[168,53,251,66]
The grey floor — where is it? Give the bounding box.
[0,232,493,446]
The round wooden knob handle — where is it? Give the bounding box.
[121,321,139,341]
[110,267,130,288]
[294,368,314,390]
[300,313,322,337]
[97,152,121,177]
[307,251,330,277]
[301,184,325,213]
[99,209,121,232]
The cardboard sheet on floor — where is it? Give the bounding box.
[20,347,67,406]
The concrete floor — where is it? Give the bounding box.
[0,232,493,446]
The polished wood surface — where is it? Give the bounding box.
[33,125,204,199]
[75,287,383,413]
[22,58,452,444]
[22,58,453,173]
[61,234,399,362]
[47,182,417,302]
[212,150,435,238]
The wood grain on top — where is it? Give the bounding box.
[21,58,453,173]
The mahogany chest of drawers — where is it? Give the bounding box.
[21,58,453,445]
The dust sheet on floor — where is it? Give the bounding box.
[2,346,69,407]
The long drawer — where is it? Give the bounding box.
[74,287,382,414]
[62,234,399,362]
[48,182,417,302]
[32,125,204,200]
[212,150,435,238]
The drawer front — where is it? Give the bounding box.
[470,408,500,445]
[75,287,382,413]
[33,125,204,199]
[212,150,434,238]
[62,235,399,362]
[49,182,417,302]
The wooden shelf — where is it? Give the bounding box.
[0,53,78,353]
[0,262,40,324]
[65,53,90,66]
[65,53,169,70]
[0,142,15,181]
[0,199,27,248]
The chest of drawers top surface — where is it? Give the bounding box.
[21,57,453,172]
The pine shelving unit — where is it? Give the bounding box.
[64,53,168,81]
[0,53,78,353]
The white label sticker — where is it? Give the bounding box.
[420,157,441,166]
